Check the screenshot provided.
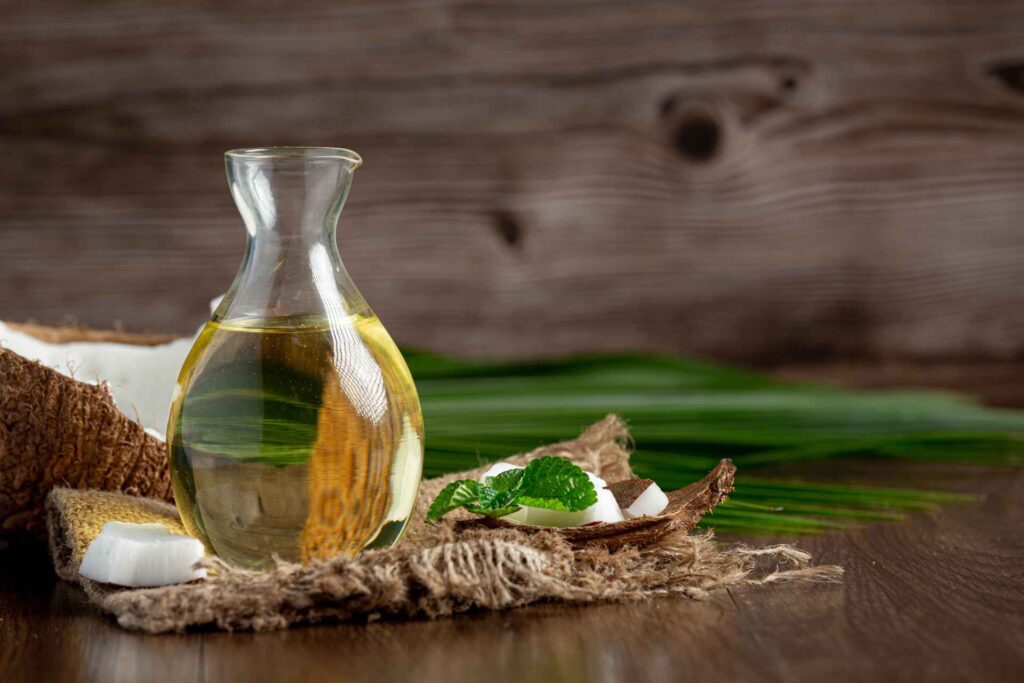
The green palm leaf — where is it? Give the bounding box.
[406,351,1023,534]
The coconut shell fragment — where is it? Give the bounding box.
[461,458,737,551]
[0,345,173,540]
[6,322,175,346]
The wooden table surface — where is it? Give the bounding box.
[2,455,1022,682]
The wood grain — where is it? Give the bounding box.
[770,360,1024,409]
[2,1,1024,363]
[2,458,1021,683]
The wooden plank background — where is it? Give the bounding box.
[2,1,1024,364]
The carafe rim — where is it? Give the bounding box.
[225,146,363,167]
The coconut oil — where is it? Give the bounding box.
[167,314,423,568]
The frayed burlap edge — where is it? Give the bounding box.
[48,415,842,633]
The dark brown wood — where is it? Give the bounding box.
[770,360,1024,410]
[2,1,1024,364]
[2,458,1022,683]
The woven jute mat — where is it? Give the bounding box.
[46,416,841,633]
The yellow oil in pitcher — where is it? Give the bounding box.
[167,314,423,568]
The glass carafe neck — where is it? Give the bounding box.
[216,147,367,323]
[227,147,361,241]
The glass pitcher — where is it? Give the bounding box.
[166,147,423,568]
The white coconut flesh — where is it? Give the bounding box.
[479,463,624,527]
[622,481,670,519]
[78,522,207,587]
[0,321,192,440]
[584,487,625,524]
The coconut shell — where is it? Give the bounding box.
[7,322,175,346]
[460,458,736,551]
[0,326,174,540]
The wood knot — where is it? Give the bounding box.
[672,110,722,163]
[660,95,725,163]
[491,209,523,249]
[988,61,1024,96]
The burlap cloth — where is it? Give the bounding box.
[46,416,841,633]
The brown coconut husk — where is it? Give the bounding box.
[0,324,174,539]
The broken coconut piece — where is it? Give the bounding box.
[607,478,669,519]
[531,470,624,526]
[478,462,624,527]
[464,459,737,551]
[582,486,625,524]
[79,521,206,587]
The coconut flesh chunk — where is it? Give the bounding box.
[78,522,207,587]
[607,478,670,519]
[478,464,624,527]
[583,486,625,524]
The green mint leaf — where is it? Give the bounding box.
[514,495,572,511]
[426,480,481,522]
[424,457,597,522]
[484,468,525,493]
[517,456,597,512]
[477,485,519,511]
[466,505,522,518]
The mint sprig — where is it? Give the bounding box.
[516,455,597,512]
[426,480,482,521]
[425,456,597,523]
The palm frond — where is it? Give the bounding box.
[407,351,1022,534]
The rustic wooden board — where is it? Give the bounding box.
[770,360,1024,409]
[2,458,1021,682]
[2,1,1024,363]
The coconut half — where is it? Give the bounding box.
[0,322,191,538]
[466,459,738,551]
[0,321,191,437]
